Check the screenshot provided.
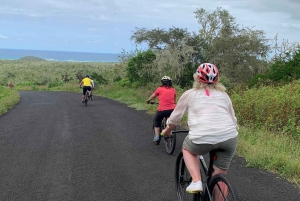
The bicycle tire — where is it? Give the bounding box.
[164,128,176,155]
[205,174,240,201]
[161,117,176,154]
[85,92,88,107]
[175,152,201,201]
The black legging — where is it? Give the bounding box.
[153,109,174,127]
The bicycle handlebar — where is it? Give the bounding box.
[172,130,189,134]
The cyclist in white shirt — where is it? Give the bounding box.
[90,78,95,97]
[161,63,238,193]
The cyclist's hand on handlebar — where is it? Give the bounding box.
[161,128,172,137]
[146,100,150,104]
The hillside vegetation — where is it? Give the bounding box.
[18,56,47,61]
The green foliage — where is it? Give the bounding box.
[75,71,85,83]
[247,49,300,87]
[0,86,20,116]
[268,49,300,81]
[18,56,46,61]
[48,80,64,88]
[126,50,156,85]
[231,81,300,140]
[91,72,108,85]
[61,74,70,83]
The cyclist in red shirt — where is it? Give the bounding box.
[146,76,177,142]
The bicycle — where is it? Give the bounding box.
[174,130,240,201]
[150,102,177,155]
[80,87,91,107]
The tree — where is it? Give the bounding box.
[194,7,271,83]
[131,27,191,50]
[126,50,156,85]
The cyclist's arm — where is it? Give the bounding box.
[167,89,192,126]
[79,80,83,87]
[146,93,157,103]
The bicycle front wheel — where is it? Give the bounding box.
[206,174,240,201]
[175,152,201,201]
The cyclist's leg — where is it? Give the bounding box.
[210,136,238,199]
[153,111,164,141]
[87,86,92,96]
[211,136,238,177]
[182,136,216,192]
[182,146,201,183]
[82,87,87,102]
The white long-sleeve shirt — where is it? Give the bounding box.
[167,88,238,144]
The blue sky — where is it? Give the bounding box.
[1,0,300,53]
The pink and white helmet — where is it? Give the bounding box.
[196,63,219,84]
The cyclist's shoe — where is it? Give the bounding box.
[186,181,203,193]
[153,135,160,142]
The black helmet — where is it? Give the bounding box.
[86,74,90,78]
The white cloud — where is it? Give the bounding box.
[0,34,9,39]
[89,14,107,21]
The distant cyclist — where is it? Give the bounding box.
[90,77,95,97]
[146,76,177,142]
[79,74,92,103]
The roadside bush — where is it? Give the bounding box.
[91,72,108,85]
[126,50,156,85]
[48,80,64,88]
[231,81,300,140]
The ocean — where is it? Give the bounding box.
[0,48,121,62]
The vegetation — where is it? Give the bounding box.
[0,86,20,116]
[0,7,299,188]
[18,56,47,61]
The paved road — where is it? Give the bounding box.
[0,91,299,201]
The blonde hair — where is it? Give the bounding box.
[193,73,226,92]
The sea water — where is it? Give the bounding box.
[0,48,121,62]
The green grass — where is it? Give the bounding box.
[0,87,20,116]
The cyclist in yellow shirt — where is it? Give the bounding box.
[79,75,92,103]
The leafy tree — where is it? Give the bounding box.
[91,72,108,85]
[153,41,197,87]
[131,27,191,50]
[194,7,270,83]
[126,50,156,85]
[268,49,300,82]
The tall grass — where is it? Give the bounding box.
[0,86,20,116]
[231,81,300,140]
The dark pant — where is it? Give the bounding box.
[83,86,92,95]
[153,109,174,127]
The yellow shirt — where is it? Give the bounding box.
[82,77,92,86]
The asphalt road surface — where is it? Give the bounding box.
[0,91,299,201]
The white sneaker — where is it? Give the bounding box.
[186,181,203,193]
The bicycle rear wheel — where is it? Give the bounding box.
[161,118,176,154]
[175,152,201,201]
[164,130,176,155]
[206,174,240,201]
[85,92,88,107]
